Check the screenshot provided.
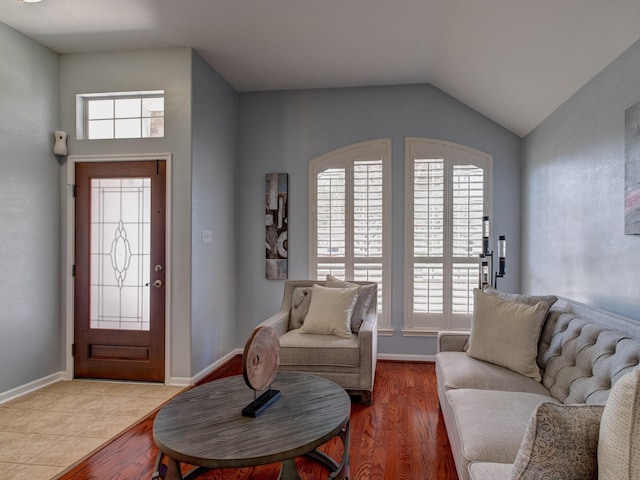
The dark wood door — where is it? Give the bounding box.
[74,160,166,382]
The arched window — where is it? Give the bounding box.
[309,139,392,331]
[404,138,493,333]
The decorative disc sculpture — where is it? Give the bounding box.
[241,326,282,417]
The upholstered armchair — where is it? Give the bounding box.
[256,278,378,404]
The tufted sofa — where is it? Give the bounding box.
[436,293,640,480]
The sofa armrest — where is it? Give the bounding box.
[356,309,378,391]
[256,309,290,337]
[437,331,470,353]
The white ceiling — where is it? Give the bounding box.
[2,0,640,136]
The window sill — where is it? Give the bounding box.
[376,328,395,337]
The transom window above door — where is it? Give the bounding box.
[76,91,164,140]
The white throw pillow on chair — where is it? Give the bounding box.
[299,284,358,339]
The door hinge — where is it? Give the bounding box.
[72,184,77,197]
[72,264,76,277]
[156,159,160,175]
[71,344,76,357]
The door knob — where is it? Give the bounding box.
[146,280,163,288]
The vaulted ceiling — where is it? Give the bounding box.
[2,0,640,136]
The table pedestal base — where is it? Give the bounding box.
[153,421,350,480]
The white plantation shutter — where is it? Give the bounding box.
[353,160,385,311]
[413,159,445,318]
[405,138,492,332]
[316,168,346,278]
[452,164,484,318]
[310,139,391,330]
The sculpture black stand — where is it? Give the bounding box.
[242,387,282,418]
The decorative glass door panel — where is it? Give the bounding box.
[75,161,165,382]
[90,178,151,330]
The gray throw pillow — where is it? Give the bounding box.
[483,285,558,308]
[289,286,313,330]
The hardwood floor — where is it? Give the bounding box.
[59,359,458,480]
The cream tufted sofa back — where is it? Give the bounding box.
[537,300,640,405]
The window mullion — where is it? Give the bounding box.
[443,151,453,329]
[345,161,355,280]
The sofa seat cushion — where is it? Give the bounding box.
[436,352,551,396]
[446,389,558,464]
[279,329,359,367]
[468,462,512,480]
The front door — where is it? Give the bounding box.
[74,160,166,382]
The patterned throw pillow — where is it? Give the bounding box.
[511,402,603,480]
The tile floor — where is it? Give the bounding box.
[0,380,183,480]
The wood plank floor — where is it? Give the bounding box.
[58,359,458,480]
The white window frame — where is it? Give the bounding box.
[309,139,392,333]
[76,90,165,140]
[403,138,493,335]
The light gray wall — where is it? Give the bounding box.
[0,23,60,393]
[190,51,239,376]
[523,39,640,320]
[59,48,194,378]
[237,84,522,356]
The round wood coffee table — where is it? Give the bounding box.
[152,372,351,480]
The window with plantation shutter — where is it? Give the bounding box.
[404,138,492,333]
[310,139,392,332]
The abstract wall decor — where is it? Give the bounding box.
[265,173,288,279]
[625,101,640,234]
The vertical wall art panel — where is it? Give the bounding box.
[265,173,288,279]
[626,101,640,234]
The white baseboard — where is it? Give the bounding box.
[2,350,430,400]
[0,371,68,404]
[377,353,435,363]
[167,348,243,387]
[166,376,192,387]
